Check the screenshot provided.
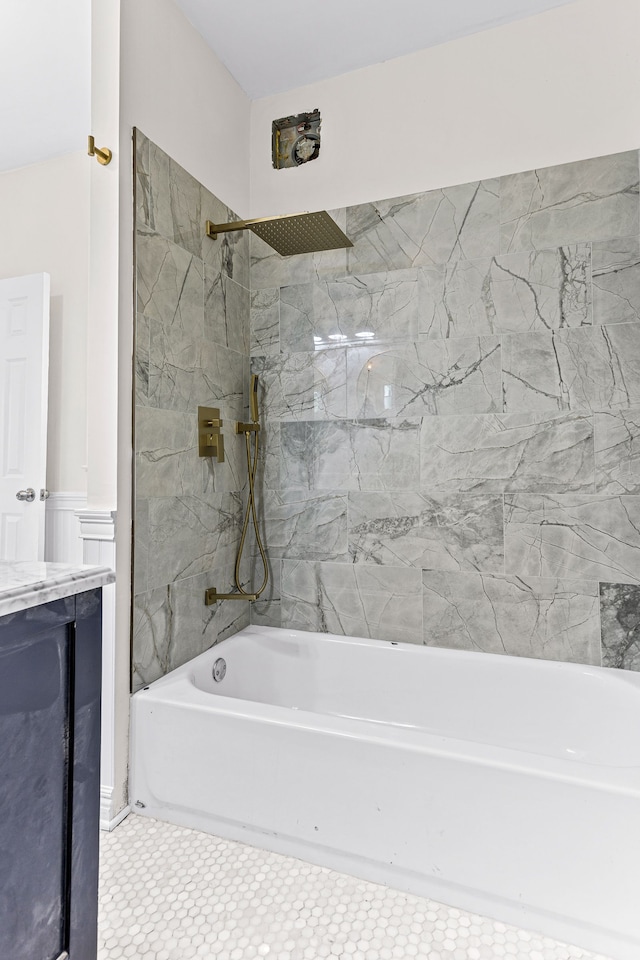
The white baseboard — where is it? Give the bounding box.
[44,492,87,564]
[76,507,119,833]
[100,785,130,831]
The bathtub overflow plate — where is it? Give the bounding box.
[212,658,227,682]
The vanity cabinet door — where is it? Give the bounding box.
[0,590,102,960]
[0,618,72,960]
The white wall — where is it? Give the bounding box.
[119,0,251,217]
[0,152,90,493]
[250,0,640,216]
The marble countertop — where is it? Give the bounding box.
[0,561,115,618]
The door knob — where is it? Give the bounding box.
[16,488,36,502]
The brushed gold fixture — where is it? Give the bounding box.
[87,135,112,166]
[234,374,268,600]
[198,406,224,461]
[205,587,258,605]
[205,375,268,609]
[250,372,259,423]
[205,211,352,257]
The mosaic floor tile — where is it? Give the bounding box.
[98,814,612,960]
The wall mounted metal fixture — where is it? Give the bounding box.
[205,587,258,605]
[87,135,112,166]
[205,211,352,257]
[198,406,224,461]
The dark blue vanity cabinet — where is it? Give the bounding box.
[0,588,103,960]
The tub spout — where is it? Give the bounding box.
[205,587,257,605]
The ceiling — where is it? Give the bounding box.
[0,0,576,174]
[173,0,577,100]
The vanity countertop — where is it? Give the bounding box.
[0,561,115,618]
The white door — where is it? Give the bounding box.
[0,273,50,561]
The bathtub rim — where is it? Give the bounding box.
[144,623,640,695]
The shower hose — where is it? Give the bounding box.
[234,426,269,599]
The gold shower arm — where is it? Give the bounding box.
[206,214,305,239]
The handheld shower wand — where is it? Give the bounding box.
[204,375,269,606]
[250,373,259,424]
[233,375,268,600]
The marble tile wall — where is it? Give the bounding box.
[132,131,251,690]
[250,149,640,671]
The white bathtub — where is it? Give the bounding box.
[130,625,640,959]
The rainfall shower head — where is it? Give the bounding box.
[205,210,352,257]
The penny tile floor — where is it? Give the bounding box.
[98,814,613,960]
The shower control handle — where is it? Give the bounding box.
[198,406,224,462]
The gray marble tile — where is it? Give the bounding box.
[136,228,204,344]
[164,574,211,672]
[135,407,200,499]
[250,232,314,290]
[258,422,281,491]
[346,179,500,273]
[202,560,252,645]
[204,269,250,355]
[203,588,251,649]
[199,186,228,248]
[416,264,454,341]
[250,558,282,629]
[132,132,252,689]
[201,189,250,289]
[280,269,419,352]
[199,340,246,421]
[504,493,640,583]
[281,560,423,644]
[281,419,421,492]
[147,318,200,413]
[600,582,640,670]
[261,489,348,561]
[278,422,310,489]
[592,237,640,325]
[134,129,150,227]
[349,493,504,572]
[147,493,242,589]
[594,407,640,494]
[132,585,172,689]
[147,145,203,258]
[500,151,639,252]
[167,571,248,669]
[135,314,150,406]
[347,337,501,418]
[502,324,640,414]
[134,499,149,597]
[420,245,591,340]
[422,571,600,664]
[251,350,347,421]
[251,288,280,356]
[421,412,594,493]
[132,568,250,691]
